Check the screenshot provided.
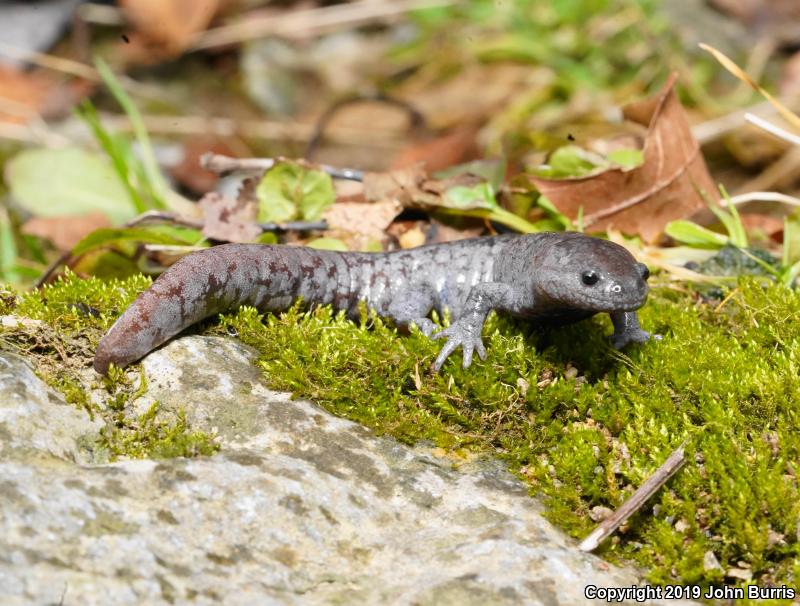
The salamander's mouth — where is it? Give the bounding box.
[578,285,648,312]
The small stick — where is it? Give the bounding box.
[201,153,364,182]
[745,113,800,147]
[190,0,456,51]
[579,441,687,552]
[259,221,329,232]
[690,101,775,144]
[726,191,800,208]
[127,210,328,233]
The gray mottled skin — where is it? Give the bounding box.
[94,232,655,375]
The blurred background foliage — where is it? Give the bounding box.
[0,0,798,286]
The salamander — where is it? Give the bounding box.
[93,232,655,375]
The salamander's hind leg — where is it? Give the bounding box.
[386,289,437,336]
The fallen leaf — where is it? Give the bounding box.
[385,220,428,243]
[22,212,111,252]
[528,74,718,242]
[424,218,484,245]
[391,125,480,172]
[709,0,800,43]
[738,212,784,242]
[0,66,92,124]
[306,237,348,252]
[396,63,537,129]
[119,0,221,61]
[781,50,800,99]
[256,161,336,223]
[322,200,401,241]
[169,136,239,194]
[363,165,538,233]
[199,191,260,243]
[362,165,432,207]
[398,226,426,249]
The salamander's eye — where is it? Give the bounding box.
[581,270,599,286]
[638,263,650,281]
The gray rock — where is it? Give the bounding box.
[0,337,697,605]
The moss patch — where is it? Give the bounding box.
[0,273,219,460]
[2,273,799,597]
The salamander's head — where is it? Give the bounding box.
[535,234,649,312]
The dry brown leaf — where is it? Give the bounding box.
[709,0,800,42]
[0,66,91,124]
[528,74,717,243]
[425,218,485,244]
[322,200,401,241]
[120,0,221,61]
[198,186,260,243]
[169,136,239,194]
[0,66,53,123]
[22,212,111,252]
[739,212,784,242]
[396,63,540,129]
[398,226,426,249]
[781,50,800,99]
[391,125,481,172]
[362,165,433,206]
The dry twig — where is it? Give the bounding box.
[579,441,687,552]
[190,0,457,51]
[201,153,364,181]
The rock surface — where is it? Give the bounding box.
[0,337,696,605]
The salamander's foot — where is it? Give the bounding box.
[609,310,661,349]
[609,329,661,349]
[431,316,486,372]
[410,318,437,337]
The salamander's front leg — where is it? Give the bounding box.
[609,310,659,349]
[432,283,523,372]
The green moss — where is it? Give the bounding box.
[0,272,218,461]
[3,272,800,596]
[98,400,219,459]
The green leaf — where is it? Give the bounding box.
[664,220,728,248]
[716,184,747,248]
[435,206,541,233]
[71,226,203,257]
[533,145,608,179]
[444,182,497,209]
[537,195,574,230]
[6,147,137,224]
[306,237,348,251]
[256,162,335,223]
[434,159,506,190]
[606,148,644,169]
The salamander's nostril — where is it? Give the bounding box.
[638,263,650,281]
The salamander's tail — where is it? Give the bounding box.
[94,245,248,375]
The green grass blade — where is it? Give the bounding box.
[0,207,19,283]
[77,100,148,214]
[94,57,168,210]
